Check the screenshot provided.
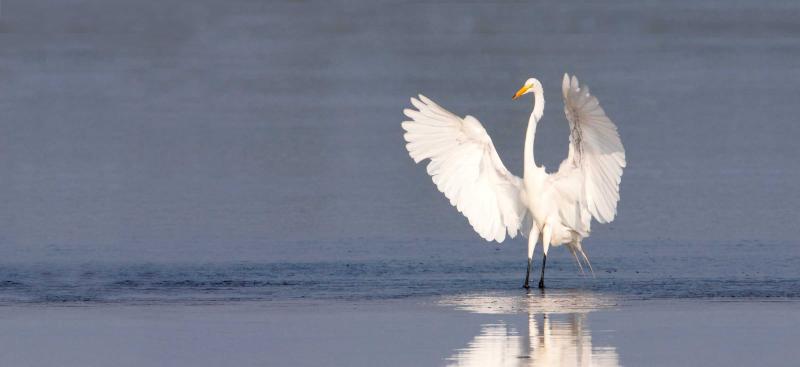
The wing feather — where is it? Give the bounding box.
[402,95,528,242]
[554,74,626,234]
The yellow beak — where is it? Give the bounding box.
[512,85,530,100]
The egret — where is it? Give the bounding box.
[402,74,626,289]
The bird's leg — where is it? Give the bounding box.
[524,258,532,289]
[538,224,552,289]
[538,255,547,289]
[523,227,539,289]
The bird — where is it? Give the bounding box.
[401,74,626,289]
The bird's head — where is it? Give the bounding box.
[512,78,542,100]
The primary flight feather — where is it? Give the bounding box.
[402,74,626,288]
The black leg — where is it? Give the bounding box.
[523,257,532,289]
[538,254,547,289]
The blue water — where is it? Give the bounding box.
[2,3,800,367]
[0,1,799,305]
[2,240,797,304]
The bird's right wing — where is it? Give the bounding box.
[402,95,528,243]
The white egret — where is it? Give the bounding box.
[402,74,626,288]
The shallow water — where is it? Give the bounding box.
[1,295,797,367]
[440,292,800,367]
[1,0,798,263]
[442,291,622,367]
[0,0,798,303]
[1,243,799,304]
[0,1,799,365]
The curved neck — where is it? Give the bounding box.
[523,89,544,179]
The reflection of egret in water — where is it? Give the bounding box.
[442,291,620,367]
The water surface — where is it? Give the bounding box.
[0,1,798,366]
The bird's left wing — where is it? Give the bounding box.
[402,95,528,243]
[554,74,626,232]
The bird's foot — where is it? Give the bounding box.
[538,280,545,289]
[522,282,530,289]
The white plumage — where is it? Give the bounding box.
[402,74,626,288]
[402,95,528,243]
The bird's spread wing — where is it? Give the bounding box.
[402,95,528,243]
[553,74,626,234]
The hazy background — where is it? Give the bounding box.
[0,0,798,265]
